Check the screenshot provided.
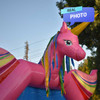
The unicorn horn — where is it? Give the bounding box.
[71,13,99,36]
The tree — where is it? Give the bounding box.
[24,41,29,61]
[78,59,90,74]
[56,0,100,95]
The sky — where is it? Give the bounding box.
[0,0,92,68]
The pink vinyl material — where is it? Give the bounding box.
[0,22,97,100]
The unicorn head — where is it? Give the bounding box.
[57,22,86,61]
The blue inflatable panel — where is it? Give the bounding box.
[18,86,66,100]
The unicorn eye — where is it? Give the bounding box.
[64,40,72,46]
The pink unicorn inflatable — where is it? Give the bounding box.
[0,22,97,100]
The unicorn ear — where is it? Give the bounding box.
[60,22,68,33]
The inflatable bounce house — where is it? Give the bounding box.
[0,14,98,100]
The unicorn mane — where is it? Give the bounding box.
[39,31,59,96]
[39,31,59,66]
[39,31,75,96]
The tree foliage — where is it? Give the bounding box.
[78,59,90,74]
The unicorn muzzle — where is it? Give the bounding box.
[76,47,86,61]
